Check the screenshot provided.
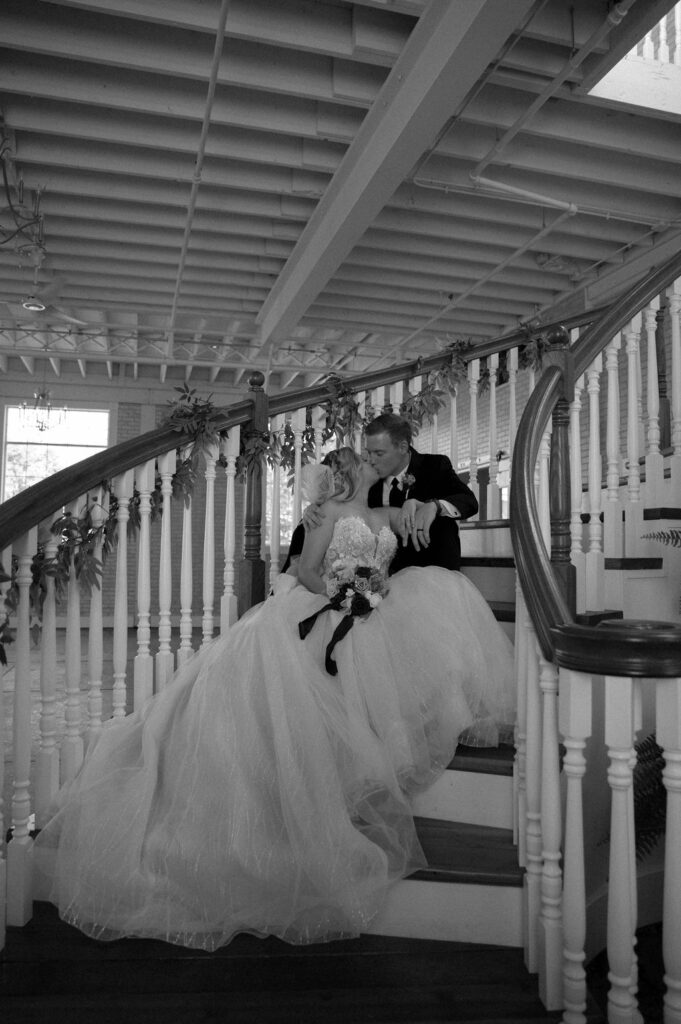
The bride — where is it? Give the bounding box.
[33,447,515,951]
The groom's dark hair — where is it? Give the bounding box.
[365,413,412,447]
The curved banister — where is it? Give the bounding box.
[511,247,681,661]
[510,365,573,659]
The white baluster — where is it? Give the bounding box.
[61,500,84,783]
[7,527,37,926]
[508,347,519,457]
[559,668,593,1024]
[312,404,326,460]
[220,427,240,631]
[291,407,306,526]
[202,440,219,644]
[155,450,176,688]
[389,381,403,414]
[514,588,529,862]
[487,353,500,519]
[112,471,134,717]
[667,282,681,502]
[644,298,664,504]
[35,528,59,826]
[177,472,193,667]
[538,656,563,1010]
[674,6,681,65]
[624,324,643,553]
[524,632,542,973]
[658,10,670,62]
[449,391,458,475]
[86,491,107,738]
[570,375,586,612]
[605,675,639,1024]
[269,414,283,588]
[656,676,681,1024]
[604,339,624,559]
[586,355,604,610]
[133,462,154,705]
[468,359,480,511]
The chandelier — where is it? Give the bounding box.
[21,386,66,432]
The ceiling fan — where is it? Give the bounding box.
[12,268,88,327]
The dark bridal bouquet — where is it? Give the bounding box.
[298,561,389,675]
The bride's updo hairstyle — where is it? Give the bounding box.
[301,447,362,505]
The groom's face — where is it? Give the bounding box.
[365,432,409,480]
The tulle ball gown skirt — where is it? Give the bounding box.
[33,566,515,950]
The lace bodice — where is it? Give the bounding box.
[322,516,397,579]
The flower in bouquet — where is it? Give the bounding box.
[299,562,389,675]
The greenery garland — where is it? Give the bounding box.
[0,337,511,662]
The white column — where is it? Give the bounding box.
[449,391,458,474]
[468,359,480,511]
[291,406,306,526]
[487,352,500,519]
[177,476,194,667]
[643,297,664,505]
[605,675,639,1024]
[35,530,59,827]
[312,404,326,460]
[668,282,681,502]
[559,668,593,1024]
[508,347,519,456]
[624,325,643,553]
[524,633,542,973]
[62,500,84,781]
[586,356,604,610]
[604,338,624,559]
[0,545,10,947]
[269,414,284,588]
[112,470,134,717]
[155,450,176,689]
[220,426,240,631]
[202,441,219,644]
[538,657,563,1010]
[86,491,107,741]
[656,676,681,1024]
[133,461,154,705]
[6,527,37,927]
[569,375,586,612]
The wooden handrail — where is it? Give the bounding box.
[511,248,681,661]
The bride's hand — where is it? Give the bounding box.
[412,502,437,550]
[397,498,420,546]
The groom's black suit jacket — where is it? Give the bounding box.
[281,448,477,574]
[368,447,478,574]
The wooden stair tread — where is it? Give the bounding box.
[460,555,515,568]
[643,507,681,520]
[412,818,523,887]
[575,609,623,626]
[488,599,515,621]
[604,557,663,569]
[449,742,514,776]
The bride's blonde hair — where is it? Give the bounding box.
[301,447,362,504]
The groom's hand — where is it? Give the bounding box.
[397,498,430,550]
[412,502,437,550]
[302,503,325,532]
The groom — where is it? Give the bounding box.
[283,414,477,575]
[364,413,477,573]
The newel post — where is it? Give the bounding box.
[545,326,576,617]
[238,371,269,616]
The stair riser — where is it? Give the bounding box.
[367,878,523,947]
[411,769,513,830]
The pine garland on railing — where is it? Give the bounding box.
[0,342,479,662]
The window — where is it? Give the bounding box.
[3,405,110,500]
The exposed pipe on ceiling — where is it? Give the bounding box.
[166,0,231,350]
[390,0,640,359]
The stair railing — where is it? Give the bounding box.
[511,248,681,1021]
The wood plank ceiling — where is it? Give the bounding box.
[0,0,679,393]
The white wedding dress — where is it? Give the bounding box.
[34,516,515,950]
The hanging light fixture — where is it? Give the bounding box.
[21,387,60,432]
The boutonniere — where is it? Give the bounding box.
[403,473,416,491]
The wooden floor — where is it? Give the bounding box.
[1,902,576,1024]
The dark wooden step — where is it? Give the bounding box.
[605,557,663,570]
[643,507,681,521]
[489,598,515,622]
[450,741,515,776]
[460,555,515,568]
[2,903,567,1022]
[575,609,624,626]
[411,818,523,887]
